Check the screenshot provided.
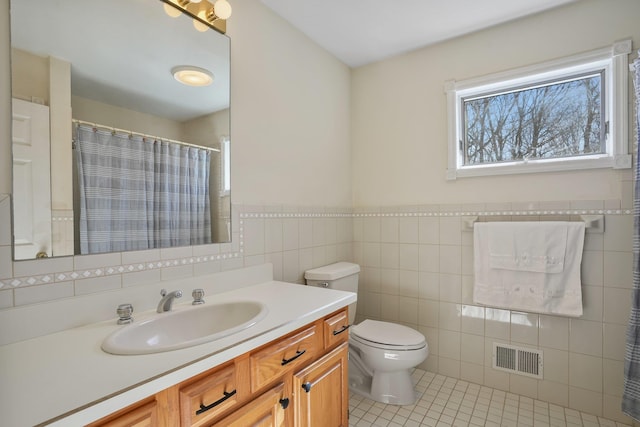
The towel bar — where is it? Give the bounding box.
[462,214,604,233]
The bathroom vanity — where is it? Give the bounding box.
[90,308,349,426]
[0,265,356,426]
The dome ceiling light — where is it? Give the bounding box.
[171,66,214,87]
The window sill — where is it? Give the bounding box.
[446,154,631,180]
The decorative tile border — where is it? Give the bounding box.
[352,208,632,217]
[1,253,241,289]
[239,212,352,219]
[2,205,631,290]
[239,208,632,219]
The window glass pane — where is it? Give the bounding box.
[463,73,603,165]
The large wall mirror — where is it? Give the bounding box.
[10,0,231,260]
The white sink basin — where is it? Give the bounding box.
[102,301,268,355]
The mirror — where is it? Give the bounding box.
[10,0,231,260]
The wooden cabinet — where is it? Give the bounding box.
[293,343,349,427]
[178,362,242,427]
[250,324,320,393]
[213,383,287,427]
[87,398,158,427]
[322,309,350,350]
[90,307,349,427]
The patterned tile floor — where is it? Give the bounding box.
[348,369,630,427]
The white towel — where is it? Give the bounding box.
[488,223,567,273]
[473,221,585,317]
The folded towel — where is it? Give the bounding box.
[488,222,567,273]
[473,221,585,317]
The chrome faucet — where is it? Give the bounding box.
[157,289,183,313]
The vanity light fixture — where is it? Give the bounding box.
[172,66,214,86]
[161,0,232,34]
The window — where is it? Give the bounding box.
[446,40,631,180]
[220,135,231,196]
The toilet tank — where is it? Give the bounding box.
[305,262,360,325]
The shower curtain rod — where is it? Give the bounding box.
[72,119,221,153]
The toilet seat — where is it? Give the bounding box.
[351,319,426,351]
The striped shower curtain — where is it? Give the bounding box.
[75,124,212,254]
[623,53,640,420]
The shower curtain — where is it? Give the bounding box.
[75,124,212,254]
[623,53,640,420]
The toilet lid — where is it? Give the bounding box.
[351,320,425,348]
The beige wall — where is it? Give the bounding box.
[10,48,49,103]
[227,0,352,207]
[0,0,352,206]
[351,0,639,207]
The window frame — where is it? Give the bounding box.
[220,135,231,197]
[445,40,631,180]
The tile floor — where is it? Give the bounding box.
[348,369,631,427]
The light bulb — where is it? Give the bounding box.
[214,0,232,20]
[163,3,182,17]
[193,9,209,31]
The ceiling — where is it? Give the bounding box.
[261,0,579,68]
[10,0,230,122]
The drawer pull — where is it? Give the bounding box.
[279,398,290,409]
[333,324,351,336]
[195,389,237,415]
[302,382,312,393]
[281,349,306,366]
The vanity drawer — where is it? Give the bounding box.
[323,308,350,348]
[250,324,320,392]
[179,363,240,427]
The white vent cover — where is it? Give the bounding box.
[492,343,543,379]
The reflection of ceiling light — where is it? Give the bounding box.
[172,66,214,86]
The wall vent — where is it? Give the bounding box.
[492,343,543,379]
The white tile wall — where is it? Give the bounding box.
[0,195,636,424]
[0,201,352,309]
[352,203,636,425]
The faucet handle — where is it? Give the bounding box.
[117,303,134,325]
[192,289,205,305]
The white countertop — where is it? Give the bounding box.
[0,280,356,426]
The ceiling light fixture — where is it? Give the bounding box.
[161,0,232,34]
[171,66,214,87]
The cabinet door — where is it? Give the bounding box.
[293,342,348,427]
[213,383,287,427]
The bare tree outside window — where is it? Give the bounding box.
[463,73,604,166]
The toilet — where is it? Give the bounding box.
[305,262,428,405]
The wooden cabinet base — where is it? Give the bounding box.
[90,307,349,427]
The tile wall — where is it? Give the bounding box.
[351,200,635,424]
[0,194,636,424]
[0,197,353,309]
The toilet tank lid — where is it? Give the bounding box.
[304,262,360,281]
[352,319,425,347]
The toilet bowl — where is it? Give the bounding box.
[305,262,429,405]
[349,319,428,405]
